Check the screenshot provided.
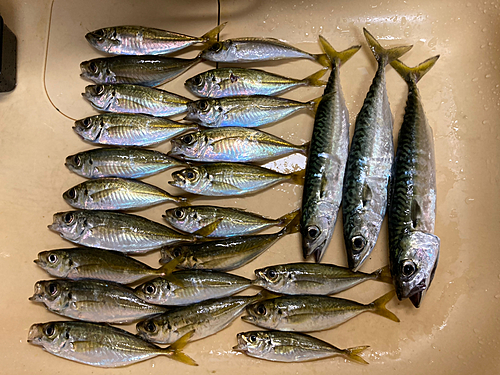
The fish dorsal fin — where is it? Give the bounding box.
[411,199,422,229]
[362,184,373,208]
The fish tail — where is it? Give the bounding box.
[288,168,306,185]
[341,345,370,365]
[253,289,281,303]
[301,68,328,87]
[318,35,361,68]
[370,290,400,322]
[298,141,310,155]
[363,28,412,67]
[308,96,322,114]
[276,208,301,226]
[372,265,393,284]
[279,209,302,236]
[313,53,331,68]
[166,192,189,204]
[156,256,181,276]
[391,55,440,84]
[201,22,227,43]
[163,330,197,366]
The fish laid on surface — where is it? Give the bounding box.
[86,23,226,55]
[66,147,186,179]
[185,67,326,98]
[80,55,201,87]
[242,290,399,332]
[234,331,369,364]
[301,36,361,263]
[388,55,441,308]
[63,178,185,210]
[169,163,305,196]
[163,205,298,238]
[48,210,197,253]
[73,114,197,147]
[136,292,270,344]
[184,95,320,128]
[30,279,167,324]
[28,321,196,367]
[253,263,392,295]
[160,212,301,271]
[82,84,190,117]
[35,247,177,284]
[134,270,252,306]
[342,29,412,271]
[169,127,308,163]
[201,37,329,66]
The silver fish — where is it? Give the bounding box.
[65,147,186,179]
[169,127,308,163]
[388,55,441,308]
[63,178,185,210]
[82,84,190,117]
[86,23,225,55]
[29,279,167,324]
[73,114,197,147]
[28,321,196,367]
[301,36,361,262]
[185,67,326,98]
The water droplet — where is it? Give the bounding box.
[474,328,480,334]
[428,37,437,48]
[472,77,479,82]
[483,28,488,32]
[401,16,407,25]
[495,294,500,299]
[486,74,492,78]
[465,197,475,204]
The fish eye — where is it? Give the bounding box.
[67,188,77,199]
[47,253,58,264]
[95,85,105,95]
[74,155,82,166]
[210,42,222,52]
[174,208,185,219]
[48,283,58,296]
[172,248,182,258]
[185,170,197,180]
[44,324,56,337]
[351,235,366,252]
[63,213,74,224]
[89,62,98,74]
[82,118,91,128]
[182,134,194,145]
[144,284,156,295]
[193,76,203,86]
[198,100,209,111]
[144,321,157,333]
[267,269,277,280]
[307,225,320,239]
[256,304,266,315]
[94,29,104,37]
[402,260,417,277]
[249,334,257,343]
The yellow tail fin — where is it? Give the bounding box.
[318,35,361,68]
[156,256,181,276]
[313,53,331,68]
[302,68,328,87]
[391,55,440,84]
[342,345,370,365]
[201,22,227,43]
[369,290,400,322]
[277,208,301,227]
[279,209,302,236]
[288,168,306,185]
[308,96,322,114]
[164,330,197,366]
[363,28,412,66]
[372,265,393,284]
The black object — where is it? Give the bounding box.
[0,15,17,92]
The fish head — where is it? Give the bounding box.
[34,250,72,278]
[169,131,207,160]
[136,316,172,343]
[392,231,440,308]
[82,85,115,111]
[62,184,87,209]
[242,300,280,329]
[80,59,114,84]
[28,322,68,352]
[344,210,384,271]
[134,278,173,304]
[29,280,69,312]
[300,207,335,261]
[200,40,232,62]
[185,71,217,97]
[233,331,270,355]
[73,116,103,143]
[169,166,209,194]
[184,99,223,127]
[253,265,288,292]
[48,211,89,242]
[163,207,205,233]
[85,27,121,53]
[160,244,189,265]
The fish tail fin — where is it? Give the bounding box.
[276,208,301,226]
[308,96,322,114]
[163,330,197,366]
[253,289,281,303]
[166,193,190,204]
[318,35,361,68]
[288,168,306,185]
[156,256,181,276]
[301,68,328,87]
[201,22,227,43]
[279,209,302,236]
[372,265,393,284]
[390,55,440,84]
[342,345,370,365]
[313,53,331,68]
[298,141,310,155]
[370,290,400,322]
[363,28,412,67]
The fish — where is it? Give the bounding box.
[82,84,190,117]
[80,55,202,87]
[34,247,178,284]
[185,67,327,98]
[242,290,399,332]
[163,205,298,238]
[65,147,186,179]
[169,163,305,196]
[86,23,225,55]
[234,331,369,364]
[73,114,198,147]
[63,177,186,210]
[184,95,320,128]
[28,321,196,367]
[342,29,412,272]
[136,292,269,344]
[48,210,199,253]
[134,270,252,306]
[201,37,330,66]
[252,263,392,295]
[159,212,300,271]
[29,279,168,324]
[169,127,308,163]
[388,55,441,308]
[300,37,360,263]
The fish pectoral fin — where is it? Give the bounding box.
[362,184,373,208]
[193,218,223,237]
[89,187,122,202]
[69,340,97,353]
[411,199,422,229]
[320,174,329,198]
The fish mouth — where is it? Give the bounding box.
[29,294,43,302]
[241,315,255,324]
[27,324,43,344]
[33,259,43,267]
[47,223,59,232]
[408,280,428,308]
[169,172,186,188]
[302,237,326,260]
